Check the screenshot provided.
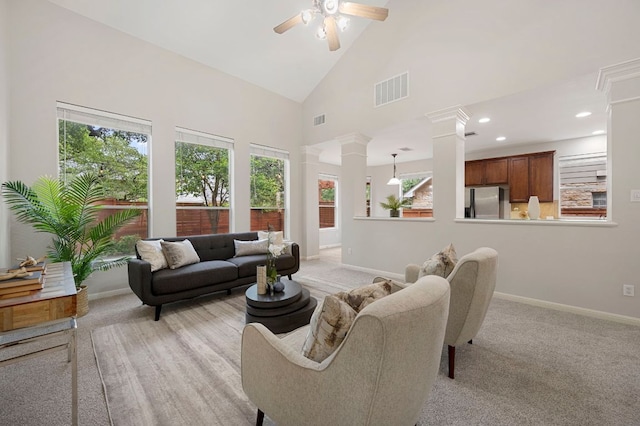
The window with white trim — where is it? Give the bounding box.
[57,102,149,255]
[319,174,338,229]
[175,128,233,235]
[249,144,289,235]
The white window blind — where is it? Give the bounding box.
[56,102,151,134]
[175,127,234,150]
[250,144,289,160]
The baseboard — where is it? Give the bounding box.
[494,292,640,326]
[319,244,342,249]
[338,263,404,282]
[89,287,132,301]
[303,255,321,261]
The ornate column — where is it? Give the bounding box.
[300,146,322,260]
[425,106,470,220]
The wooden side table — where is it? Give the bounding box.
[0,262,78,425]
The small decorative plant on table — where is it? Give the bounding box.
[266,226,286,295]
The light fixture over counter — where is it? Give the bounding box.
[387,153,401,185]
[273,1,389,51]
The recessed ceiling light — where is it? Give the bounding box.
[592,130,605,135]
[496,136,506,142]
[576,111,592,118]
[478,117,491,124]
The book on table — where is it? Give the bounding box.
[0,271,44,289]
[8,261,47,273]
[0,282,44,297]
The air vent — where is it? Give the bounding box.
[313,114,326,126]
[374,72,409,107]
[464,131,477,137]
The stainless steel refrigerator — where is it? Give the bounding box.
[464,187,504,219]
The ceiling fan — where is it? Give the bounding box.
[274,0,389,52]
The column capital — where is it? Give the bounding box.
[425,105,470,125]
[301,145,322,156]
[597,57,640,104]
[335,132,372,146]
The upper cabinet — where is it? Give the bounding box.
[465,158,508,186]
[466,151,555,203]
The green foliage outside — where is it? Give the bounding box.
[251,155,285,209]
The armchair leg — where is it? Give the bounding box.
[468,339,473,344]
[256,409,264,426]
[154,305,162,321]
[448,345,455,379]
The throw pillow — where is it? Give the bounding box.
[335,280,393,313]
[301,295,357,363]
[136,239,168,272]
[160,239,200,270]
[234,239,268,257]
[257,230,284,246]
[419,243,458,278]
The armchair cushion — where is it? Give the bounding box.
[301,294,356,362]
[301,280,393,363]
[419,243,458,278]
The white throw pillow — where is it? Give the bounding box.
[257,230,284,246]
[136,239,168,272]
[234,239,269,257]
[160,239,200,269]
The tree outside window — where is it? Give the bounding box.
[250,148,288,233]
[319,176,337,229]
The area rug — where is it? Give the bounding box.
[92,296,256,426]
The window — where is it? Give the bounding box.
[559,152,607,219]
[400,172,433,218]
[319,175,337,229]
[57,102,149,255]
[250,144,289,234]
[175,128,233,236]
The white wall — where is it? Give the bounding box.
[0,0,9,267]
[303,1,640,319]
[6,0,302,296]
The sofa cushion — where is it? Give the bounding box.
[228,253,297,278]
[136,239,168,272]
[419,243,458,278]
[234,239,268,257]
[301,295,357,363]
[161,239,201,269]
[151,260,238,295]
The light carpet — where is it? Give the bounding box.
[92,271,640,426]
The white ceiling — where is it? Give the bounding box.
[47,0,608,167]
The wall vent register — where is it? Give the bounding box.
[375,72,409,107]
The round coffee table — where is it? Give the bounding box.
[245,278,317,333]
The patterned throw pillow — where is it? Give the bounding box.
[302,295,357,363]
[301,280,393,363]
[160,239,201,270]
[136,239,168,272]
[419,243,458,278]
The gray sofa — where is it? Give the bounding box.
[128,232,300,320]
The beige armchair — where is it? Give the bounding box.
[406,247,498,379]
[241,275,450,426]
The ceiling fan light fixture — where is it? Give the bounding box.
[322,0,339,15]
[336,15,350,31]
[316,25,327,40]
[301,9,315,25]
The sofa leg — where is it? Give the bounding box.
[154,305,162,321]
[227,289,231,295]
[448,345,455,379]
[288,274,292,280]
[468,339,473,344]
[256,409,264,426]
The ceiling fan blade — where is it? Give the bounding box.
[324,16,340,51]
[339,2,389,21]
[274,13,303,34]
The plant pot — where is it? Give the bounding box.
[76,285,89,317]
[390,209,400,217]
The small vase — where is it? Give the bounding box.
[528,196,540,220]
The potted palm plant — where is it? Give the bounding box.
[1,173,141,315]
[380,194,411,217]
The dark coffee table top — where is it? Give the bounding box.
[245,279,302,309]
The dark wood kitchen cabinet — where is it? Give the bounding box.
[508,151,555,203]
[508,156,530,202]
[465,158,509,186]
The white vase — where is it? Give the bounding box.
[528,196,540,220]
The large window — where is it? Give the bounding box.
[250,144,289,234]
[559,152,607,219]
[319,175,337,229]
[400,172,433,218]
[57,102,149,255]
[175,128,233,236]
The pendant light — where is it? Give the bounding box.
[387,153,401,185]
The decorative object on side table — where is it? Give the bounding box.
[266,226,286,295]
[1,174,141,316]
[256,265,267,295]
